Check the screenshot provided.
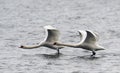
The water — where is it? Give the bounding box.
[0,0,120,73]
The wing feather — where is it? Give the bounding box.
[44,25,60,43]
[84,30,98,44]
[78,30,87,44]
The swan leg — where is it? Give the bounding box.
[91,51,96,57]
[57,49,60,54]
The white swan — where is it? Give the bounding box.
[54,30,105,56]
[20,25,64,54]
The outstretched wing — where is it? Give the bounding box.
[44,25,60,43]
[84,30,98,44]
[78,30,87,44]
[93,31,99,41]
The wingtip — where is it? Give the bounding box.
[86,30,98,38]
[44,25,56,30]
[86,30,96,34]
[77,30,85,33]
[77,30,87,34]
[85,30,91,32]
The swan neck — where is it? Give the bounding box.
[21,44,43,49]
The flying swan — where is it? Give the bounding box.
[54,30,105,56]
[20,25,64,54]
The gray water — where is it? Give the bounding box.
[0,0,120,73]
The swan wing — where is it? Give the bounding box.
[78,30,87,44]
[44,25,60,43]
[84,30,98,44]
[93,31,99,41]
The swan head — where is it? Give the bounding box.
[53,42,60,45]
[20,45,24,48]
[19,45,27,49]
[53,42,57,45]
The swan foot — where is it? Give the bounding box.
[91,51,96,57]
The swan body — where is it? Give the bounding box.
[20,25,64,54]
[54,30,105,56]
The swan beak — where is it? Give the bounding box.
[19,45,24,48]
[53,42,57,45]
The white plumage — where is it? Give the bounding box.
[55,30,105,56]
[20,25,64,54]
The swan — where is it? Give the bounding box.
[54,30,105,56]
[20,25,64,54]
